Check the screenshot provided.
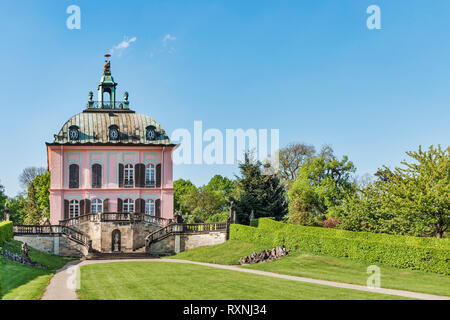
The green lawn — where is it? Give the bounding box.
[78,261,410,300]
[170,240,450,297]
[0,240,73,300]
[170,240,271,265]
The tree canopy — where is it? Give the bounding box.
[234,153,288,225]
[175,175,236,223]
[288,154,356,226]
[334,145,449,238]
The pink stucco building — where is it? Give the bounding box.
[46,60,176,226]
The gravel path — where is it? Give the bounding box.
[41,258,450,300]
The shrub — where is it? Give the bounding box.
[230,218,450,275]
[250,219,259,227]
[322,217,340,229]
[0,221,13,246]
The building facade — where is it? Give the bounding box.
[46,60,176,226]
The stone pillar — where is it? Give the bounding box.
[174,234,181,254]
[53,236,60,256]
[173,224,183,254]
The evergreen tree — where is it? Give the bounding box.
[235,153,288,225]
[23,182,41,225]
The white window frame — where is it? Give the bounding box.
[145,164,155,187]
[123,198,134,213]
[91,199,103,214]
[124,164,134,187]
[69,200,80,218]
[145,199,155,216]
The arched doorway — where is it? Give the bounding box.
[112,229,121,252]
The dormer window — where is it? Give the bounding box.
[109,125,119,141]
[146,126,156,141]
[69,126,79,141]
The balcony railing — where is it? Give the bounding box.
[59,213,171,227]
[145,222,229,246]
[13,225,91,250]
[86,101,129,110]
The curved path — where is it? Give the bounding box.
[41,259,450,300]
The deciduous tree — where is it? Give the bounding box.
[19,167,46,189]
[288,154,356,226]
[335,145,449,238]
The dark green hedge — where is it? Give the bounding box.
[249,219,259,228]
[0,221,13,246]
[230,219,450,275]
[257,218,450,249]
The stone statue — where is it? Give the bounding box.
[124,91,129,101]
[229,201,234,217]
[4,201,10,221]
[103,60,111,74]
[21,243,30,261]
[40,208,51,226]
[174,211,184,224]
[113,233,120,252]
[88,91,93,101]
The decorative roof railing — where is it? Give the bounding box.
[86,101,130,110]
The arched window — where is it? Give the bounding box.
[102,90,111,107]
[69,200,80,218]
[92,164,102,188]
[124,164,134,187]
[69,164,79,189]
[145,199,155,216]
[123,199,134,213]
[91,199,103,214]
[145,164,155,187]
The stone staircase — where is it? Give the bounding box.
[85,252,162,260]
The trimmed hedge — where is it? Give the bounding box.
[230,219,450,275]
[0,221,13,246]
[257,218,450,249]
[249,219,259,228]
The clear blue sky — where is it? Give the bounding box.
[0,0,449,197]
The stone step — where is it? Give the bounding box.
[85,252,161,260]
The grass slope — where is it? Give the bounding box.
[78,262,409,300]
[170,240,450,297]
[0,240,73,300]
[169,240,270,265]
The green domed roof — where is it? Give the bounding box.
[51,110,173,145]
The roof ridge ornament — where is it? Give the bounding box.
[103,54,111,75]
[84,55,131,111]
